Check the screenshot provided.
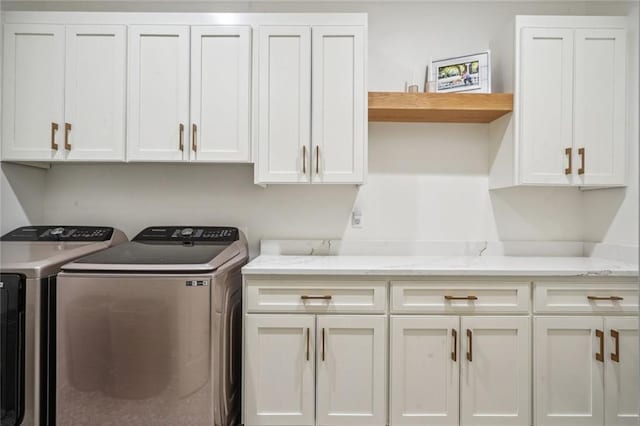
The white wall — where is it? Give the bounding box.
[0,1,637,256]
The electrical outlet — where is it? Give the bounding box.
[351,209,363,228]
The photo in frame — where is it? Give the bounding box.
[429,51,491,93]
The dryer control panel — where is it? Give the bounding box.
[0,226,114,242]
[133,226,239,243]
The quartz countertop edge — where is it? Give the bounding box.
[242,255,639,277]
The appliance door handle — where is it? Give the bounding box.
[466,329,473,362]
[611,329,620,362]
[322,328,326,361]
[306,327,310,361]
[565,147,572,174]
[51,122,59,150]
[451,328,457,362]
[596,329,604,362]
[315,145,320,175]
[302,145,307,174]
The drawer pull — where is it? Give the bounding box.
[445,295,478,301]
[301,295,332,301]
[587,296,624,301]
[51,122,59,150]
[565,147,572,174]
[466,329,473,362]
[64,122,72,150]
[451,329,457,362]
[322,328,326,361]
[306,327,310,361]
[596,329,604,362]
[611,329,620,363]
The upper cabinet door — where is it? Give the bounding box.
[574,28,626,186]
[605,317,639,426]
[127,25,190,161]
[519,28,574,185]
[460,316,530,426]
[311,26,365,184]
[316,315,386,426]
[64,25,126,161]
[390,316,459,426]
[244,314,315,426]
[2,24,65,161]
[535,316,604,426]
[256,26,311,183]
[190,26,251,163]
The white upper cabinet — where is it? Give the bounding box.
[127,25,190,161]
[311,26,366,184]
[65,25,126,161]
[256,26,311,183]
[489,16,628,188]
[519,28,574,185]
[254,24,367,185]
[190,26,251,162]
[2,24,65,161]
[574,28,627,186]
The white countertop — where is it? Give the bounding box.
[242,255,639,277]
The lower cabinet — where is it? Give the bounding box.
[244,314,387,426]
[390,316,530,426]
[535,316,639,426]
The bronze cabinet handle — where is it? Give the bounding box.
[302,146,307,174]
[306,327,310,361]
[51,122,59,150]
[315,145,320,175]
[466,329,473,362]
[596,329,604,362]
[445,295,478,301]
[179,123,184,151]
[451,329,458,362]
[587,296,624,301]
[565,147,572,175]
[301,295,332,300]
[192,124,197,152]
[322,328,326,361]
[64,122,72,150]
[611,329,620,362]
[578,147,585,175]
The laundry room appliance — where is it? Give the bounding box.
[56,226,248,426]
[0,226,127,426]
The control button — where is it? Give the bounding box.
[181,228,194,237]
[50,227,65,235]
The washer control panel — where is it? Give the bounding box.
[1,226,114,242]
[133,226,238,243]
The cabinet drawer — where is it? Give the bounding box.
[534,282,639,313]
[391,281,530,313]
[245,279,387,313]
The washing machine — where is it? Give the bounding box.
[0,226,127,426]
[56,226,248,426]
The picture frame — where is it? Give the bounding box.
[429,51,491,93]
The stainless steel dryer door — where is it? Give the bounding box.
[55,273,212,426]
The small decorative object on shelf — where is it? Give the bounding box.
[429,51,491,93]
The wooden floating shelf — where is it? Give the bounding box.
[368,92,513,123]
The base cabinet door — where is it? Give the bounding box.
[2,24,65,161]
[316,315,386,426]
[460,316,530,426]
[64,25,126,161]
[535,316,604,426]
[605,317,639,426]
[244,315,315,426]
[390,316,459,426]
